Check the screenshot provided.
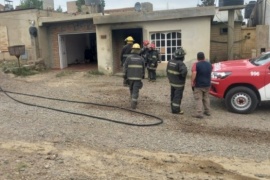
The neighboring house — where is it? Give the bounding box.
[1,5,216,75]
[67,1,77,14]
[246,0,270,53]
[43,0,54,10]
[210,10,244,62]
[0,9,69,62]
[0,4,4,11]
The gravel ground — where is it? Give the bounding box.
[0,70,270,180]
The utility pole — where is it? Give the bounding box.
[219,5,246,60]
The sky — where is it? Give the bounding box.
[2,0,251,11]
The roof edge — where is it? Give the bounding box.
[93,6,216,25]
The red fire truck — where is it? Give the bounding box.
[210,52,270,114]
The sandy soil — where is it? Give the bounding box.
[0,70,269,180]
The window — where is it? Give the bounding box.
[220,28,228,35]
[150,31,182,62]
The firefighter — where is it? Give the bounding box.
[123,43,145,109]
[140,40,150,67]
[146,43,160,81]
[121,36,134,86]
[121,36,134,66]
[166,48,187,114]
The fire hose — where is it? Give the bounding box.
[0,86,163,127]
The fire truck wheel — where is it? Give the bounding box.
[225,86,258,114]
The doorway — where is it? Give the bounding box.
[112,28,143,73]
[58,32,97,70]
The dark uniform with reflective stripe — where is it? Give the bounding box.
[121,43,133,66]
[166,58,187,113]
[124,54,145,109]
[146,50,159,81]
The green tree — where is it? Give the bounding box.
[100,0,105,8]
[76,0,85,12]
[56,5,63,12]
[197,0,215,7]
[20,0,43,9]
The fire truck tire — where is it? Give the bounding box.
[225,86,258,114]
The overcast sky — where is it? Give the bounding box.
[3,0,251,11]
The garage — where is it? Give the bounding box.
[39,16,97,70]
[58,32,97,69]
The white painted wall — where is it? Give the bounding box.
[141,17,211,71]
[96,25,114,74]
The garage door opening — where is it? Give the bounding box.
[59,32,97,70]
[112,28,143,73]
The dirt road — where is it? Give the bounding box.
[0,70,269,179]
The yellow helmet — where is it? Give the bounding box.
[132,43,140,49]
[125,36,134,42]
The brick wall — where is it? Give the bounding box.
[210,22,242,62]
[49,20,96,69]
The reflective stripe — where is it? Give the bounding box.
[168,70,180,75]
[128,65,143,68]
[172,103,180,107]
[132,99,138,102]
[148,67,156,70]
[129,77,142,80]
[123,54,130,57]
[170,83,185,88]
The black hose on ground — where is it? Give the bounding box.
[0,86,163,127]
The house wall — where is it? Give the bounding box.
[43,0,54,10]
[96,25,114,74]
[210,22,242,62]
[253,0,270,51]
[266,0,270,50]
[241,27,257,58]
[0,10,38,61]
[67,1,77,14]
[96,16,212,75]
[256,25,269,54]
[0,9,73,63]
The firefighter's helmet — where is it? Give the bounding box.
[143,40,149,46]
[174,48,186,59]
[125,36,134,42]
[132,43,141,49]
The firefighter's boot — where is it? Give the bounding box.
[131,101,137,109]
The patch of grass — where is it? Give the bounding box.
[56,70,75,77]
[87,70,104,76]
[0,60,17,69]
[11,67,38,77]
[1,60,42,77]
